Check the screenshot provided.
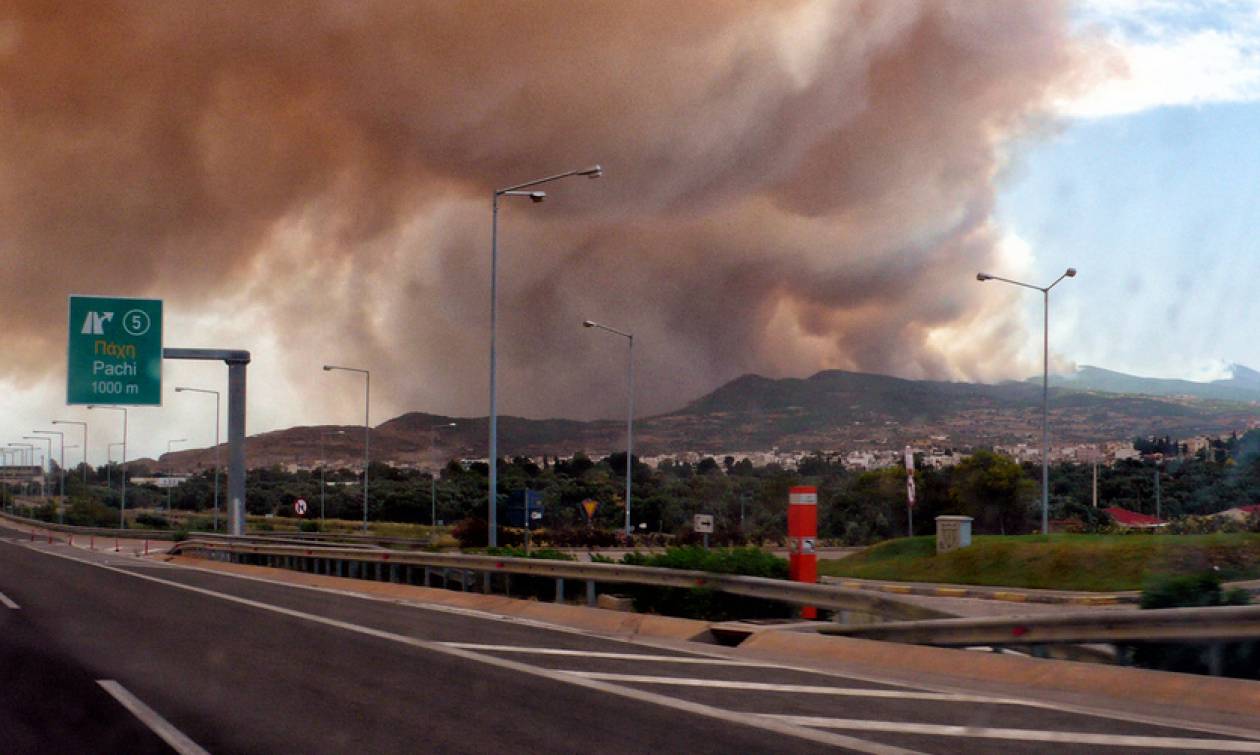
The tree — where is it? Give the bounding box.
[948,451,1036,534]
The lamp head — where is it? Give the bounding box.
[578,164,603,178]
[1065,267,1077,277]
[583,320,596,328]
[322,365,332,371]
[528,191,546,203]
[976,273,992,282]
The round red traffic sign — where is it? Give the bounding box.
[294,498,308,516]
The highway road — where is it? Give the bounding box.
[3,524,1260,754]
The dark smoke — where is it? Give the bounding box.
[0,1,1088,423]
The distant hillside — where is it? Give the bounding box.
[1042,364,1260,403]
[156,369,1260,472]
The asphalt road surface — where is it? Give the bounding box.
[3,525,1259,754]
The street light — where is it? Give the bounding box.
[319,429,346,523]
[976,267,1077,535]
[583,319,635,537]
[32,429,65,517]
[52,420,88,484]
[323,365,371,532]
[107,442,124,495]
[175,386,222,531]
[8,444,35,500]
[429,423,456,528]
[88,405,128,529]
[23,436,53,512]
[165,438,187,512]
[488,164,602,547]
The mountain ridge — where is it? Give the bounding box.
[155,366,1260,472]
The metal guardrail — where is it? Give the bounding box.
[0,510,421,550]
[819,605,1260,646]
[0,509,175,541]
[171,538,951,621]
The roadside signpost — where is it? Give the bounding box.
[693,513,714,549]
[67,296,163,405]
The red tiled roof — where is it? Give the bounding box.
[1103,506,1165,526]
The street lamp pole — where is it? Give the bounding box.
[429,422,456,529]
[33,430,65,520]
[89,405,128,529]
[319,429,345,523]
[165,438,187,512]
[52,420,87,485]
[976,267,1076,535]
[107,442,124,494]
[175,387,221,530]
[488,164,602,547]
[23,436,53,512]
[323,365,370,531]
[583,319,635,537]
[8,445,32,503]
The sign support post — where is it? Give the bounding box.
[164,348,250,536]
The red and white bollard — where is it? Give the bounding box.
[788,485,818,619]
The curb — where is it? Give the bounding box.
[819,576,1135,605]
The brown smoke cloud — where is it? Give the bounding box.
[0,0,1087,424]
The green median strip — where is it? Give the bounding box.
[817,533,1260,593]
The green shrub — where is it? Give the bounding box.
[617,547,793,621]
[64,497,118,527]
[1122,572,1257,679]
[134,513,169,529]
[299,519,322,532]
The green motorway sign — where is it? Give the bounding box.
[67,295,163,406]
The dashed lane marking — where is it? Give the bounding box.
[0,591,19,609]
[97,680,210,755]
[768,715,1260,752]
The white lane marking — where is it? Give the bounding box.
[0,591,19,609]
[97,680,210,755]
[770,715,1260,752]
[36,552,918,754]
[563,672,1017,703]
[440,643,777,667]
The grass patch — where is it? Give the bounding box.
[817,533,1260,592]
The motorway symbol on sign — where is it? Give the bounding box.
[66,295,163,406]
[294,499,308,516]
[693,514,714,533]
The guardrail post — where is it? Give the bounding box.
[423,567,431,587]
[390,564,399,584]
[555,577,564,604]
[586,580,596,607]
[482,572,491,594]
[1208,643,1224,676]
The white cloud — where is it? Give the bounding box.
[1060,0,1260,117]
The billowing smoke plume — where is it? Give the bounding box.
[0,0,1087,426]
